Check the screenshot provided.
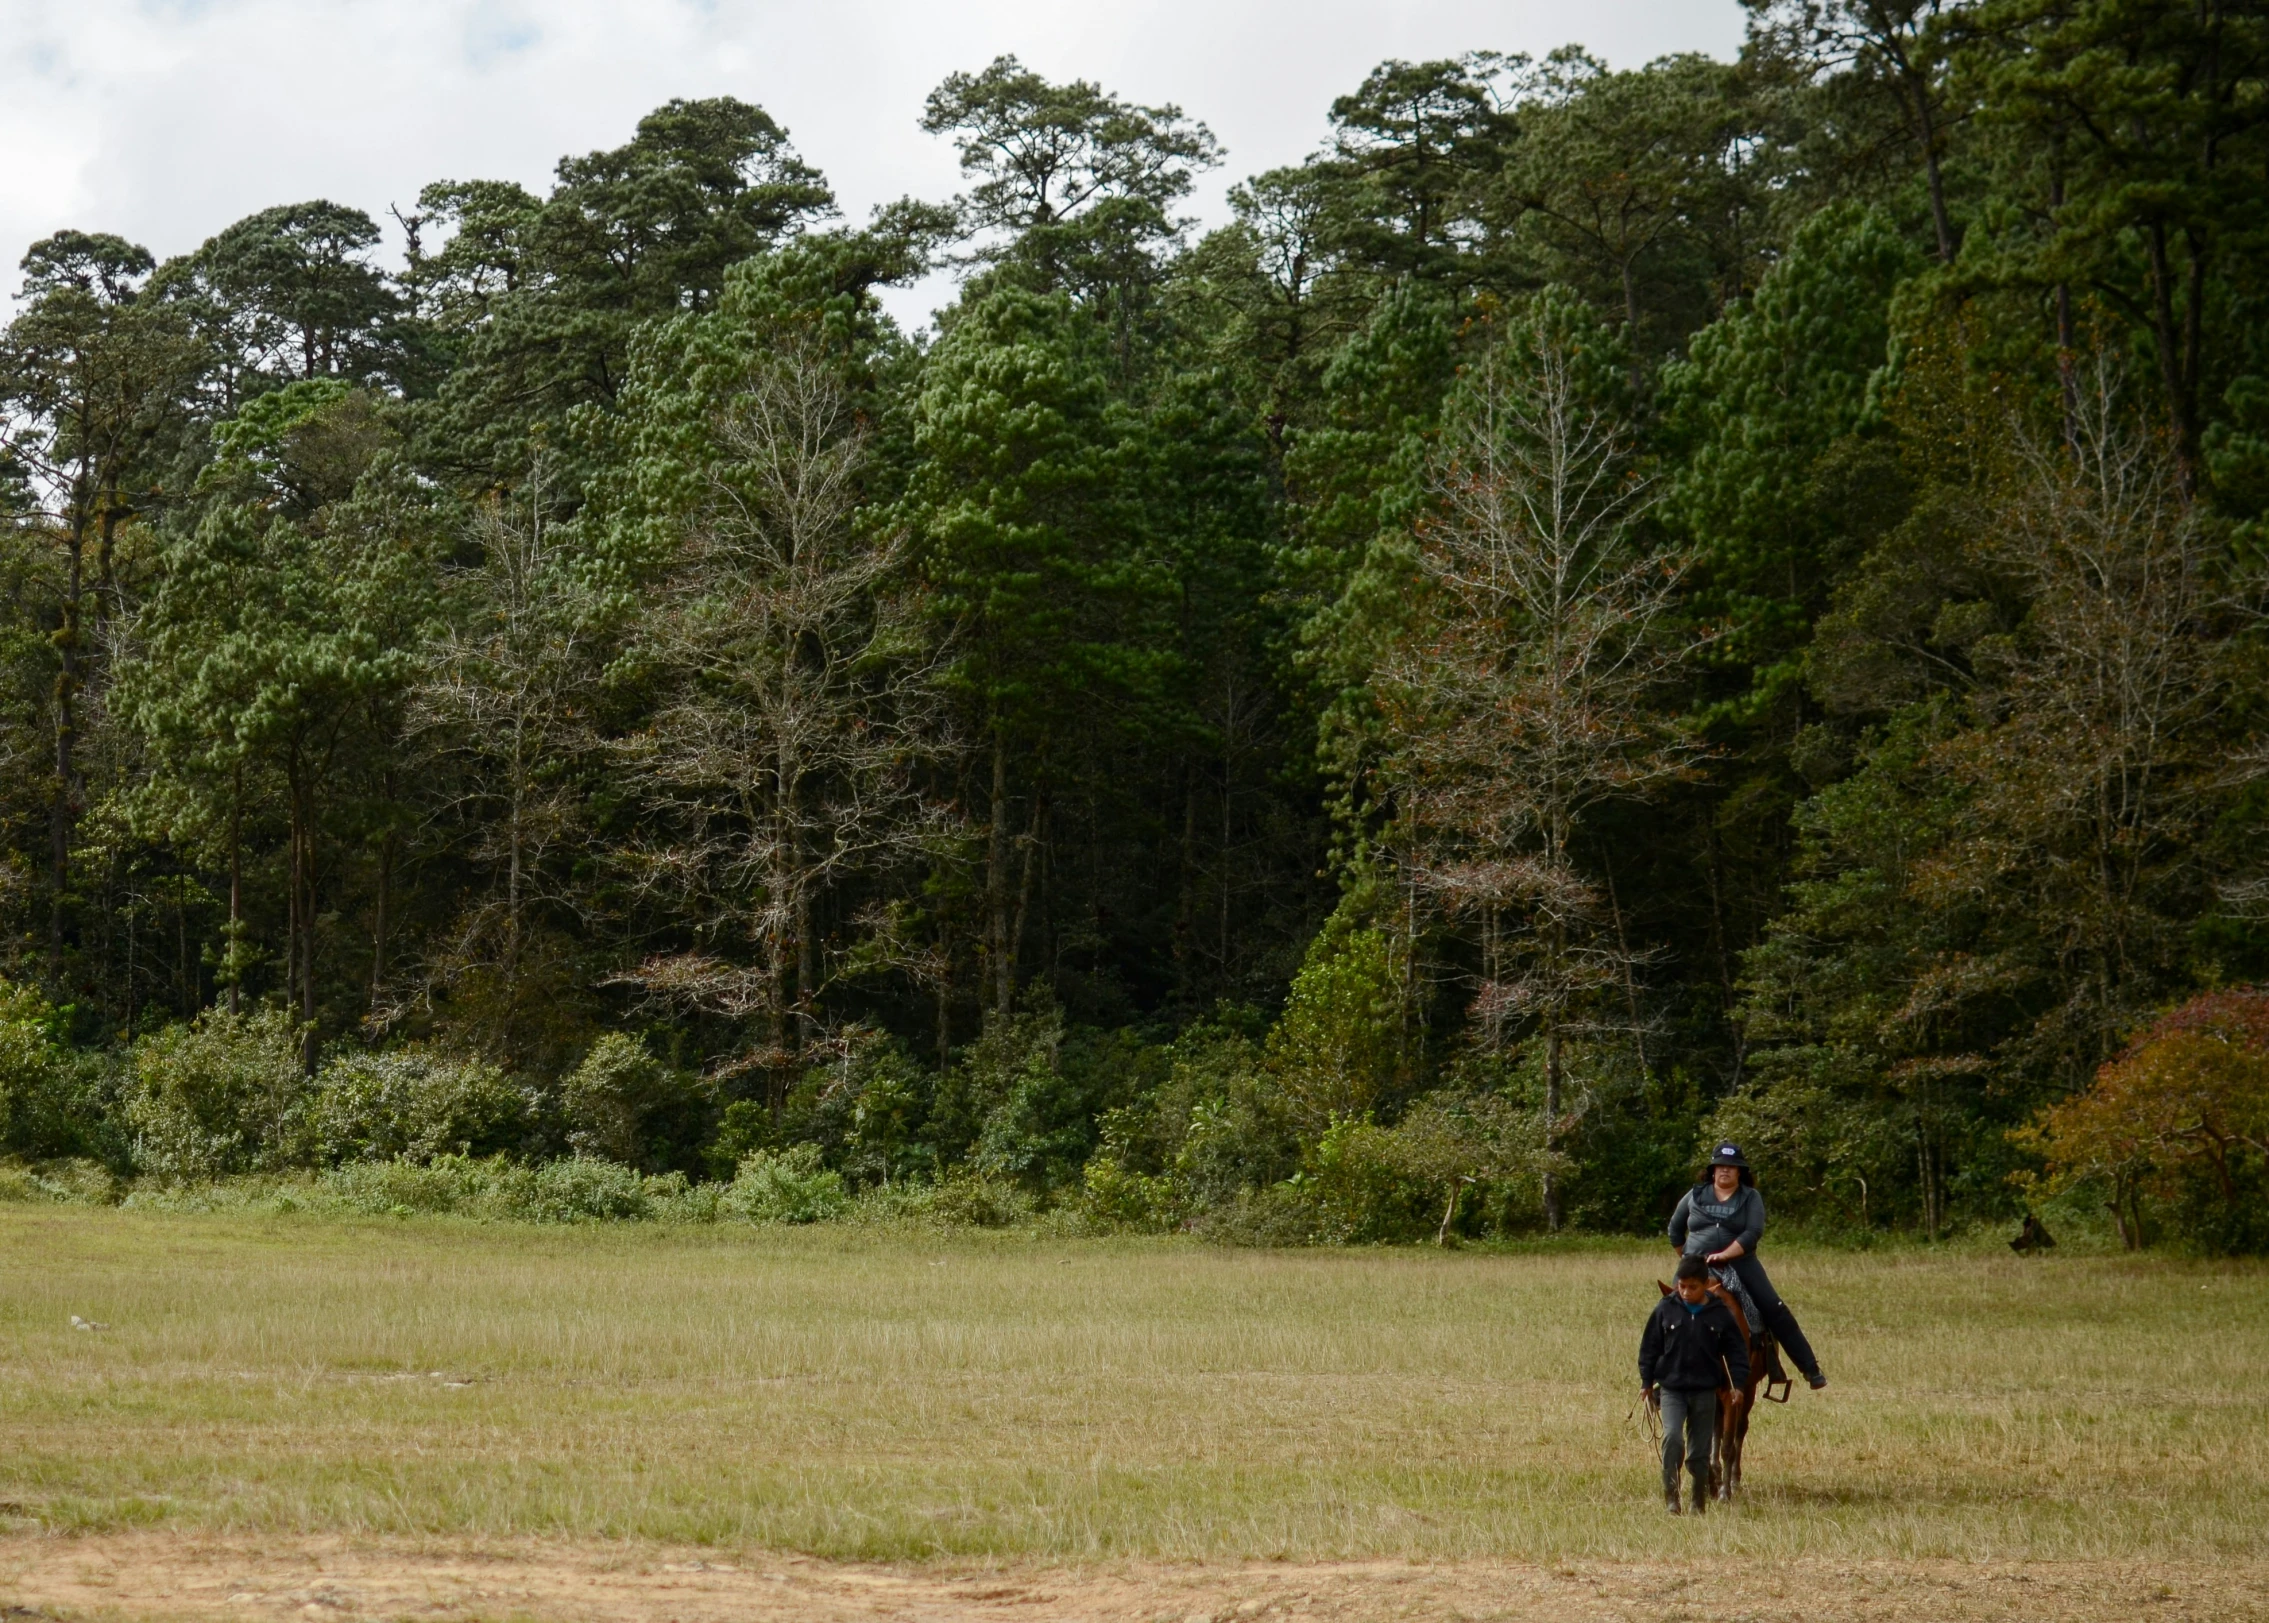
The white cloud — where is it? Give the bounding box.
[0,0,1745,330]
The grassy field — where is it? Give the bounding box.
[0,1206,2262,1566]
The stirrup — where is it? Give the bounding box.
[1759,1336,1793,1404]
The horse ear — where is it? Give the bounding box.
[1657,1280,1672,1296]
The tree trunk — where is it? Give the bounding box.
[1173,759,1200,1000]
[2050,166,2079,452]
[226,767,243,1017]
[286,793,300,1022]
[766,784,797,1104]
[176,885,190,1016]
[796,887,816,1035]
[1437,1177,1468,1246]
[2144,221,2202,485]
[290,764,318,1074]
[2056,279,2079,448]
[1220,717,1236,977]
[49,520,84,978]
[505,771,524,988]
[934,950,953,1074]
[1009,792,1048,1009]
[1605,857,1650,1081]
[987,725,1012,1019]
[2181,227,2207,484]
[1911,79,1956,265]
[1618,258,1645,393]
[1704,824,1747,1090]
[369,827,394,1013]
[301,811,319,1072]
[122,871,136,1040]
[1543,1023,1564,1232]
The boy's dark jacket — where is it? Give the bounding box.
[1639,1295,1751,1392]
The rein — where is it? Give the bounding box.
[1707,1278,1792,1404]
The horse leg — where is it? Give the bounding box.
[1728,1374,1761,1500]
[1715,1393,1739,1501]
[1719,1332,1772,1503]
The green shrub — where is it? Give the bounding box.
[843,1178,946,1224]
[125,1008,310,1178]
[1294,1116,1435,1243]
[1264,908,1407,1141]
[968,1025,1089,1190]
[704,1098,778,1180]
[1072,1012,1291,1225]
[0,1157,117,1205]
[317,1153,656,1222]
[1189,1183,1325,1246]
[308,1047,534,1165]
[926,1170,1036,1228]
[560,1034,708,1173]
[721,1144,849,1224]
[319,1156,490,1216]
[0,982,124,1163]
[1173,1085,1296,1207]
[0,980,62,1141]
[927,1008,1058,1172]
[646,1173,726,1224]
[514,1155,655,1222]
[928,1007,1158,1195]
[777,1028,936,1187]
[1079,1150,1182,1232]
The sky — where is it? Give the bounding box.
[0,0,1747,331]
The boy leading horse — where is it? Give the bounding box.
[1638,1254,1749,1514]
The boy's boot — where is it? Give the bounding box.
[1663,1484,1682,1515]
[1689,1477,1710,1515]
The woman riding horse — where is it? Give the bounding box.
[1668,1143,1827,1391]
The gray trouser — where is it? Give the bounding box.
[1659,1387,1717,1494]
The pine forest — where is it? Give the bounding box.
[5,0,2269,1250]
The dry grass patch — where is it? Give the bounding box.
[0,1208,2260,1567]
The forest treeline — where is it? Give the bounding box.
[5,1,2268,1246]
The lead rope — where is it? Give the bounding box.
[1627,1386,1662,1452]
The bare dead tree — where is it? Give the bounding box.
[1375,323,1702,1229]
[1942,354,2237,1083]
[616,335,948,1103]
[404,467,597,1039]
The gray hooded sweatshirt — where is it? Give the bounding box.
[1668,1183,1766,1259]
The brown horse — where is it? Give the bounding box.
[1656,1277,1792,1500]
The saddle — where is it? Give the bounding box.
[1705,1261,1764,1343]
[1705,1272,1794,1403]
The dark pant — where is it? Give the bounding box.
[1659,1386,1716,1495]
[1727,1253,1819,1379]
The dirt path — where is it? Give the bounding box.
[0,1535,2259,1623]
